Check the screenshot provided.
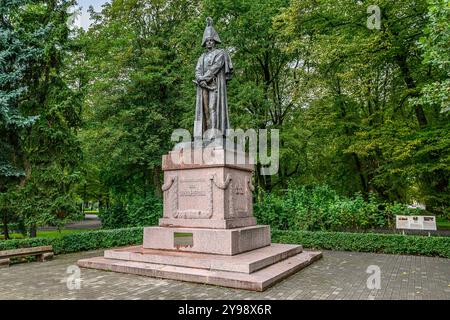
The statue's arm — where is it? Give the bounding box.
[199,51,225,82]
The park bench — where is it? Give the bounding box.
[0,246,53,268]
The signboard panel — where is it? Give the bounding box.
[395,215,436,231]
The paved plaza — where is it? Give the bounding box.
[0,248,449,300]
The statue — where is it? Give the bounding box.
[193,17,233,140]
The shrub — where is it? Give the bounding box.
[272,229,450,258]
[98,193,163,229]
[0,227,143,254]
[98,203,128,229]
[254,184,422,231]
[126,195,163,227]
[254,190,289,229]
[1,227,448,258]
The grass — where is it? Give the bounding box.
[84,210,99,214]
[1,229,93,240]
[436,219,450,230]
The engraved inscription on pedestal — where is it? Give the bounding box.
[175,178,212,219]
[162,176,215,219]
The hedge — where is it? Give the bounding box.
[0,227,143,254]
[272,230,450,258]
[1,227,448,258]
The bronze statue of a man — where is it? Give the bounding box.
[193,17,233,140]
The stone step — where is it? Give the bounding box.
[78,250,322,292]
[104,243,303,274]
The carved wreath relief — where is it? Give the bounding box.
[162,172,254,219]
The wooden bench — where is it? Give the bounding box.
[0,246,54,267]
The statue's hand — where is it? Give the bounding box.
[199,80,208,88]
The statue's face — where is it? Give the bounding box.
[206,38,215,49]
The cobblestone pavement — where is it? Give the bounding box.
[1,249,449,300]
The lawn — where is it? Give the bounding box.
[1,229,93,240]
[437,219,450,230]
[84,210,99,214]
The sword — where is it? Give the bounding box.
[192,80,216,91]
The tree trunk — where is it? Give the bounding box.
[352,153,368,195]
[153,166,163,198]
[2,209,9,240]
[395,54,428,127]
[264,174,272,191]
[83,183,87,212]
[29,224,37,238]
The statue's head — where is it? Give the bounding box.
[202,17,221,47]
[205,38,216,49]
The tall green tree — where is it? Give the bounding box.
[277,0,449,214]
[1,0,83,237]
[414,0,449,114]
[0,0,40,238]
[78,0,200,209]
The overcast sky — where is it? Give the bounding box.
[74,0,110,30]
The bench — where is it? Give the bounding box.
[0,246,54,267]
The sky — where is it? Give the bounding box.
[73,0,110,30]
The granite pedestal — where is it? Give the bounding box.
[78,145,322,291]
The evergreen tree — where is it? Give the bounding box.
[1,0,83,237]
[0,0,41,238]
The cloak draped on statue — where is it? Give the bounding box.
[193,48,233,140]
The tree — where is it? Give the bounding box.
[1,0,83,237]
[78,0,200,212]
[276,0,449,213]
[1,0,42,238]
[414,0,449,114]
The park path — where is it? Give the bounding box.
[0,248,449,300]
[39,214,102,231]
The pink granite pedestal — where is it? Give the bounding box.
[77,146,322,291]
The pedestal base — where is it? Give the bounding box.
[143,225,270,255]
[77,148,322,291]
[77,244,322,291]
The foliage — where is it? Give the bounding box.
[98,193,163,229]
[274,0,449,213]
[413,0,449,113]
[1,227,448,258]
[1,0,448,236]
[0,0,83,237]
[272,229,450,258]
[75,0,201,208]
[1,229,92,240]
[0,227,144,254]
[72,0,449,224]
[254,185,421,231]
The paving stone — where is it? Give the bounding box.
[0,249,448,300]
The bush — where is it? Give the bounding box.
[1,227,448,258]
[98,193,163,229]
[127,195,163,227]
[98,203,128,229]
[0,227,143,254]
[272,229,450,258]
[254,185,421,231]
